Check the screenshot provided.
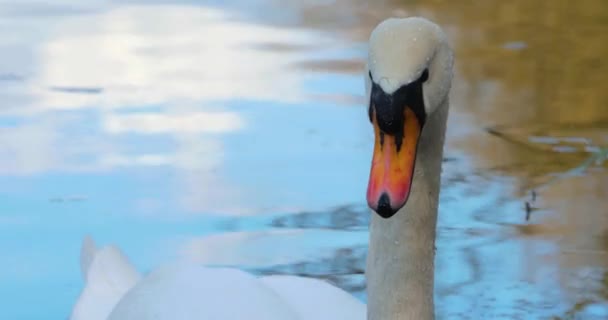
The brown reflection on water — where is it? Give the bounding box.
[420,1,608,315]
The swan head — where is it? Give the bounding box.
[365,17,454,218]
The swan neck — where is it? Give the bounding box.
[366,97,448,320]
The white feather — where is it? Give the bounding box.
[70,238,142,320]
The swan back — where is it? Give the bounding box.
[107,264,301,320]
[260,275,366,320]
[70,236,367,320]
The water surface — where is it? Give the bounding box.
[0,0,607,319]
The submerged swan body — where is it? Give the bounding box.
[70,16,453,320]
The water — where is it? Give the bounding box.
[1,0,607,319]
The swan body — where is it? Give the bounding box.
[70,16,453,320]
[70,237,365,320]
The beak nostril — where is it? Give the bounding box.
[376,193,397,218]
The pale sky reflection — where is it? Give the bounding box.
[1,4,340,215]
[102,112,244,134]
[32,5,320,112]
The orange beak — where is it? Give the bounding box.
[366,107,422,218]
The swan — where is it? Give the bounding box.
[69,16,453,320]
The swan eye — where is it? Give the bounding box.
[420,69,429,83]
